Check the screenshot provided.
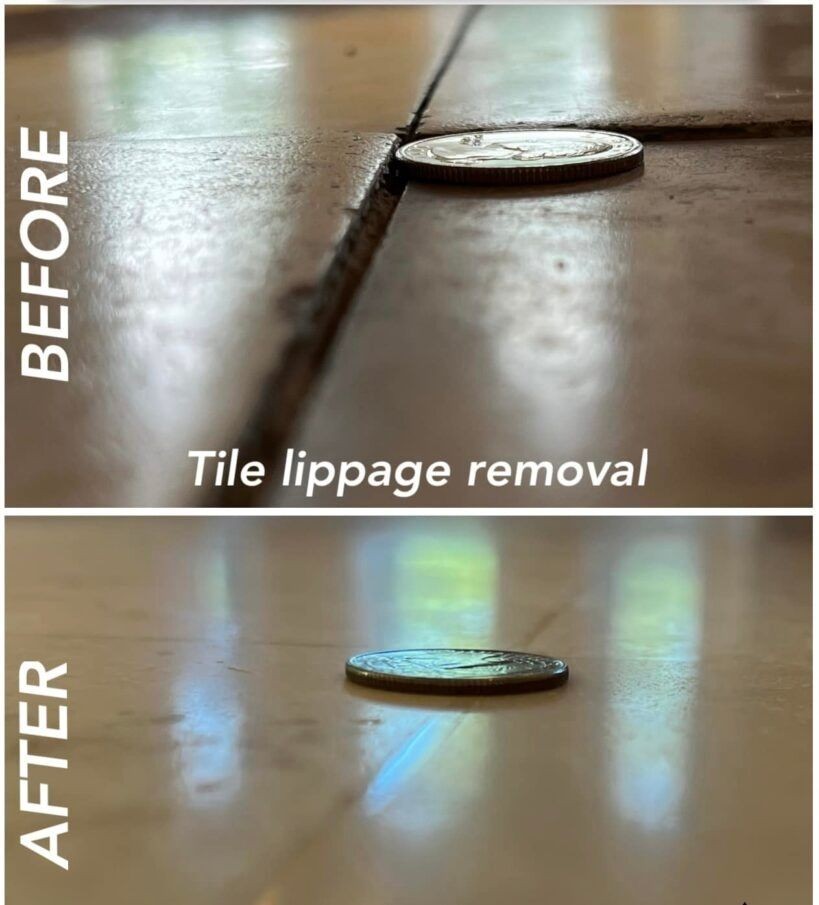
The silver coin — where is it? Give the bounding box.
[396,129,643,185]
[346,648,569,695]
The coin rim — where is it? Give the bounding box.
[345,648,569,695]
[396,129,643,185]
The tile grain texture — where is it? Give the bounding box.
[280,139,811,506]
[5,6,462,505]
[280,4,812,506]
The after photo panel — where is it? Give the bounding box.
[6,516,810,903]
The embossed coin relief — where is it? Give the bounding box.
[396,129,643,185]
[346,649,569,694]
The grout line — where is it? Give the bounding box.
[213,4,803,509]
[213,7,479,508]
[416,119,812,143]
[400,6,481,141]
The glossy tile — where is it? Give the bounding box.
[279,139,811,506]
[7,133,394,506]
[7,5,463,137]
[422,5,812,135]
[5,6,462,506]
[6,517,810,904]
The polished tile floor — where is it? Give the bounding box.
[282,137,811,507]
[5,5,812,507]
[424,5,812,134]
[5,5,462,506]
[6,517,810,904]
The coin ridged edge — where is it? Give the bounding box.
[345,649,569,696]
[396,148,643,186]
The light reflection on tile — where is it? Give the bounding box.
[5,518,810,904]
[172,536,244,808]
[6,6,463,506]
[352,521,498,647]
[604,527,702,830]
[364,713,489,839]
[64,16,294,139]
[364,716,455,815]
[8,7,462,139]
[282,139,811,507]
[424,5,810,133]
[491,213,626,452]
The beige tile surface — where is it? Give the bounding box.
[5,6,462,506]
[280,138,811,507]
[7,5,462,138]
[422,5,812,136]
[6,517,810,904]
[7,132,394,506]
[6,6,812,509]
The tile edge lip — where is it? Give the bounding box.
[415,119,813,143]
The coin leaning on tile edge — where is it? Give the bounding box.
[396,128,644,185]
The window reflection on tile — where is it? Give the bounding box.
[602,526,702,831]
[172,528,245,807]
[351,521,495,833]
[7,7,460,138]
[65,15,294,139]
[352,521,498,647]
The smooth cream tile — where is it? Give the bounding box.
[6,517,810,904]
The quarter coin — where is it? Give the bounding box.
[345,648,569,695]
[396,129,643,185]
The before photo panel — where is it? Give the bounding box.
[5,4,811,508]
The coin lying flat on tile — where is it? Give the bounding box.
[396,129,643,185]
[345,648,569,695]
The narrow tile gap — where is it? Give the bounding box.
[213,6,480,507]
[215,5,805,507]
